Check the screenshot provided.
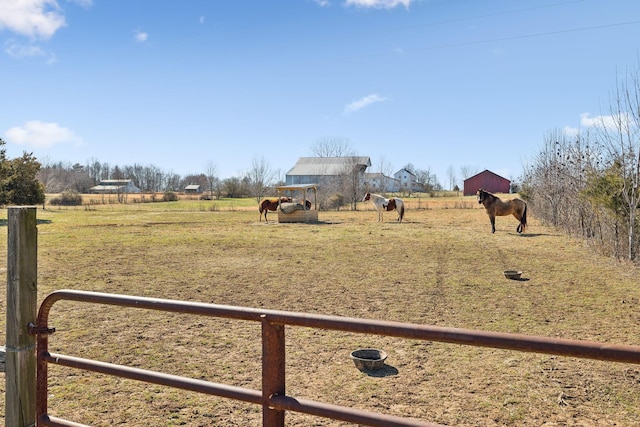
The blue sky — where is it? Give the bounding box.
[1,0,640,188]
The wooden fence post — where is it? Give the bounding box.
[6,206,38,426]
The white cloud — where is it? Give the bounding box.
[563,126,580,137]
[314,0,331,6]
[344,0,413,9]
[0,0,66,39]
[199,16,205,24]
[579,112,627,131]
[4,121,83,148]
[134,29,148,43]
[343,94,388,115]
[70,0,93,7]
[5,39,44,57]
[4,38,56,62]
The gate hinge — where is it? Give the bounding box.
[28,322,56,336]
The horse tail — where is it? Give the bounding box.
[521,202,527,231]
[398,199,405,222]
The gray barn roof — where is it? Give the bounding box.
[286,156,371,176]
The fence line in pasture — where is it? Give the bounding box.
[30,290,640,427]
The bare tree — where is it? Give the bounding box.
[310,137,353,157]
[165,171,182,192]
[339,156,366,210]
[523,130,572,228]
[414,167,439,192]
[523,129,600,241]
[246,156,278,201]
[593,67,640,260]
[459,165,478,183]
[205,161,218,199]
[376,156,394,192]
[446,165,457,191]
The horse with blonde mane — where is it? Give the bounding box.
[362,192,405,223]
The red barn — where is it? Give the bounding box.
[463,170,510,196]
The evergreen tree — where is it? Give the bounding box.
[0,138,46,206]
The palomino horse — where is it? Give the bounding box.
[362,192,405,223]
[477,188,527,233]
[259,197,291,222]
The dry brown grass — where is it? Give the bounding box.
[0,196,639,426]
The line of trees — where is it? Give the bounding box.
[36,156,284,202]
[522,63,640,261]
[36,137,447,211]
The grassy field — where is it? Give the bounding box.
[0,195,639,426]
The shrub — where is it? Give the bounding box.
[323,193,344,211]
[49,190,83,206]
[163,190,178,202]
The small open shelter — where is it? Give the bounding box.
[275,184,318,223]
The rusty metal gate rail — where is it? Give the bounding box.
[34,289,640,427]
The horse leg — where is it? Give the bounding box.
[519,206,527,233]
[490,215,496,233]
[513,212,523,233]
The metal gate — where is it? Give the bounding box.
[33,289,640,427]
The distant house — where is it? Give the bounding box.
[363,172,401,193]
[89,179,141,194]
[285,156,371,185]
[463,170,510,196]
[393,168,420,192]
[184,184,202,194]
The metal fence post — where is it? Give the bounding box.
[6,206,38,426]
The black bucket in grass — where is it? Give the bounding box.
[350,348,387,371]
[503,270,523,280]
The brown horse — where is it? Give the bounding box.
[477,188,527,234]
[259,197,291,222]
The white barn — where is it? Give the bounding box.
[89,180,141,194]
